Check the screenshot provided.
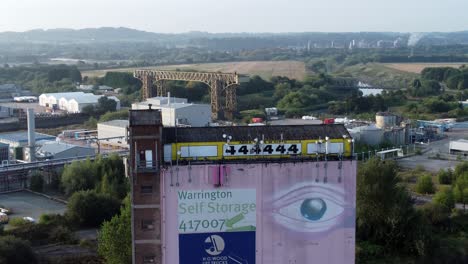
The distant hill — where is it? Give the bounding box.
[0,27,168,43]
[0,27,467,47]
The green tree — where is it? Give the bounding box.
[357,158,429,257]
[437,168,453,185]
[453,172,468,210]
[98,196,132,264]
[0,236,37,264]
[96,97,117,114]
[61,159,97,196]
[29,172,44,192]
[433,188,455,210]
[415,175,435,194]
[66,190,120,227]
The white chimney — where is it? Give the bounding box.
[167,92,171,106]
[27,108,36,162]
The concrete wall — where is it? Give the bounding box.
[0,114,90,133]
[97,123,128,147]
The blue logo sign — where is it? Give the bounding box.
[179,231,255,264]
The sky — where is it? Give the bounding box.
[1,0,467,33]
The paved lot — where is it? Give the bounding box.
[397,128,468,172]
[0,191,66,222]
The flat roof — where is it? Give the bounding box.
[162,125,351,143]
[0,131,56,144]
[99,119,129,128]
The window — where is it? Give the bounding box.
[141,185,153,194]
[143,255,156,263]
[138,149,156,168]
[141,220,154,230]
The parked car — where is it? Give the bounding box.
[0,212,8,224]
[22,216,36,223]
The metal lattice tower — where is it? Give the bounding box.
[134,70,239,120]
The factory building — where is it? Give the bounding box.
[449,139,468,156]
[0,131,56,161]
[39,92,120,113]
[132,97,210,127]
[127,108,356,264]
[0,142,9,166]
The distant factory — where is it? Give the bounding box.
[38,92,120,113]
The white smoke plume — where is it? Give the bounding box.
[407,33,426,46]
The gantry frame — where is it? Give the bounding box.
[134,70,239,120]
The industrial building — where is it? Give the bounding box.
[132,97,210,127]
[97,119,129,148]
[0,131,55,160]
[39,92,120,113]
[0,142,9,165]
[0,84,32,102]
[449,139,468,156]
[36,141,95,160]
[127,108,356,264]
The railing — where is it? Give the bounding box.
[0,150,129,173]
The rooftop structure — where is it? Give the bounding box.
[132,98,210,127]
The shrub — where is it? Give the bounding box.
[437,168,453,185]
[29,172,44,192]
[433,188,455,210]
[66,190,121,228]
[0,235,37,264]
[8,217,32,228]
[415,175,435,194]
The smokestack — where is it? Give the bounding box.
[27,108,35,162]
[167,92,171,106]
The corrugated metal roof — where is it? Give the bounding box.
[162,125,351,143]
[69,94,101,104]
[37,141,93,155]
[0,131,55,143]
[41,92,86,97]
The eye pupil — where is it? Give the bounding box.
[300,198,327,221]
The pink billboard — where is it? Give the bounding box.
[161,160,356,264]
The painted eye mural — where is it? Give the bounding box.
[271,183,346,233]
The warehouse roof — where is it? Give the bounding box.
[40,92,86,98]
[0,142,9,147]
[162,125,351,143]
[37,141,93,155]
[0,131,56,144]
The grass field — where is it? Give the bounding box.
[338,63,418,88]
[382,63,466,74]
[82,60,306,81]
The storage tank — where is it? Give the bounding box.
[360,124,384,146]
[376,112,397,129]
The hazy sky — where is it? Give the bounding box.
[1,0,467,33]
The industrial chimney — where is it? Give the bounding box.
[27,108,35,162]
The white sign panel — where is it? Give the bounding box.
[178,189,256,234]
[223,143,301,156]
[180,145,218,158]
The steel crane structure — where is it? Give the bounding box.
[134,70,239,120]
